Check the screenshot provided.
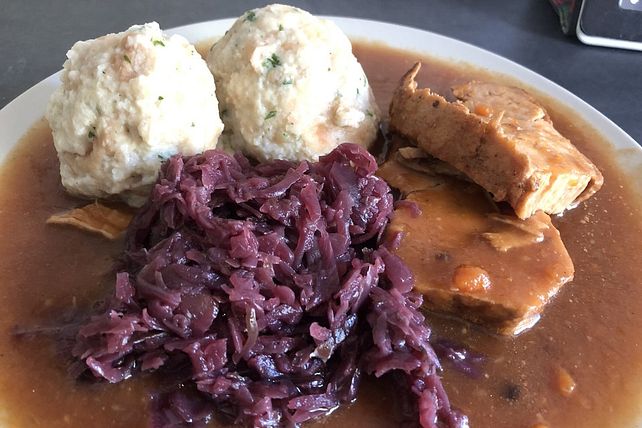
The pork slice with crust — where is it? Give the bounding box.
[378,159,575,335]
[389,62,603,219]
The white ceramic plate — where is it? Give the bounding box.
[0,16,641,426]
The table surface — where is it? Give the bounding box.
[1,0,640,144]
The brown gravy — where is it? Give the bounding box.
[0,41,641,428]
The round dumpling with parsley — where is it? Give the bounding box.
[207,4,380,161]
[46,22,224,207]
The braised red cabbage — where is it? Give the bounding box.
[73,144,467,427]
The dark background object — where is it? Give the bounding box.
[549,0,580,34]
[578,0,642,42]
[0,0,640,145]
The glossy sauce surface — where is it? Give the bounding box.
[0,41,640,428]
[355,42,642,428]
[378,160,574,335]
